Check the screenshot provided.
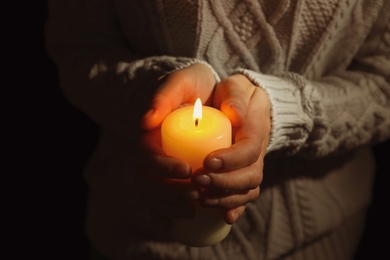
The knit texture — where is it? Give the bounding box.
[45,0,390,259]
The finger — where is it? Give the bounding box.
[204,138,263,171]
[193,160,263,192]
[138,168,199,203]
[140,129,192,179]
[199,185,260,208]
[224,206,246,224]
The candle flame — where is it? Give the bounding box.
[193,98,202,126]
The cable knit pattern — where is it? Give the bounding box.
[45,0,389,259]
[290,0,340,71]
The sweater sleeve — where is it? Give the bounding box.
[45,0,218,140]
[235,6,390,158]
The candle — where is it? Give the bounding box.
[161,98,232,247]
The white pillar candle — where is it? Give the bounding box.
[161,98,232,247]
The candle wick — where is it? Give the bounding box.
[195,118,199,127]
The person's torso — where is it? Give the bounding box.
[113,0,381,78]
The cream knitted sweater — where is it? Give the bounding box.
[45,0,390,259]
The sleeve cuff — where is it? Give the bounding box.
[233,68,313,155]
[170,58,221,83]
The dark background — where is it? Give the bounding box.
[3,1,389,259]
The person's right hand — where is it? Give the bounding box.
[138,63,217,220]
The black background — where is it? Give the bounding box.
[3,1,390,259]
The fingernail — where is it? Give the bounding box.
[232,210,238,221]
[143,108,154,119]
[193,175,211,187]
[173,164,191,178]
[205,158,223,170]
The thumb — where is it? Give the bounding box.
[220,98,247,127]
[214,75,255,127]
[141,64,216,130]
[140,75,189,130]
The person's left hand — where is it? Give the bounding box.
[192,73,271,224]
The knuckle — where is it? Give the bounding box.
[252,187,261,199]
[248,171,263,189]
[220,76,240,87]
[221,196,238,209]
[221,174,233,192]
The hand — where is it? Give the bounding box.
[141,63,216,130]
[138,63,216,219]
[192,73,271,224]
